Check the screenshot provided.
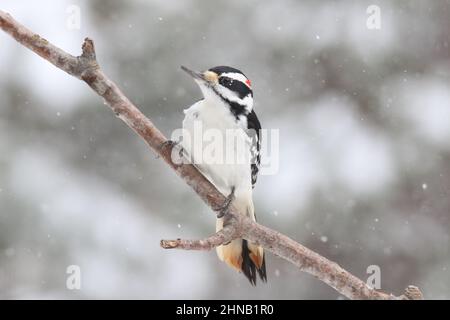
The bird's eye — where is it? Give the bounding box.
[219,77,233,86]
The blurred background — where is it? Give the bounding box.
[1,0,450,299]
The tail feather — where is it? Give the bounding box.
[242,240,267,285]
[257,254,267,282]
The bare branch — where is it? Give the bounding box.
[400,286,424,300]
[0,10,423,300]
[161,225,239,250]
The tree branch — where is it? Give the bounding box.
[161,225,238,250]
[0,10,423,300]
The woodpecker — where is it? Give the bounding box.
[180,65,266,285]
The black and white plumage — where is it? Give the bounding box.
[247,109,262,188]
[180,65,266,285]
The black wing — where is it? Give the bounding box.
[246,109,261,188]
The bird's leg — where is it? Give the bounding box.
[216,186,235,219]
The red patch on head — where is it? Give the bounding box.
[245,79,252,87]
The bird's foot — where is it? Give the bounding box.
[216,186,235,218]
[158,139,185,160]
[159,139,179,151]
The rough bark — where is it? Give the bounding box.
[0,10,423,300]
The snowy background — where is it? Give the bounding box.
[1,0,450,299]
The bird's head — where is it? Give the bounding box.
[181,65,254,117]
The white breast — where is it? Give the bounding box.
[182,99,253,198]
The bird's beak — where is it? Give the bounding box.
[181,65,205,81]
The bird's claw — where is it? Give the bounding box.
[216,187,235,218]
[159,139,179,150]
[158,139,185,160]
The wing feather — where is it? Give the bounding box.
[246,110,261,188]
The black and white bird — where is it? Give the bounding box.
[180,65,267,285]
